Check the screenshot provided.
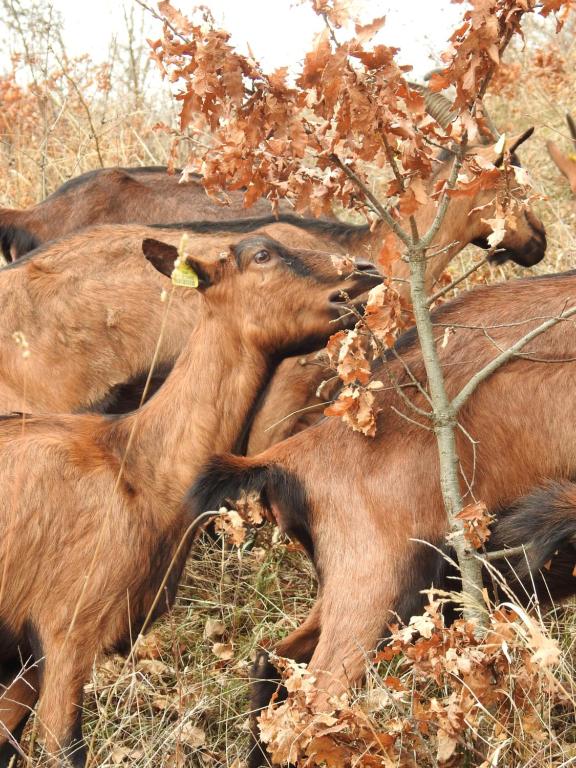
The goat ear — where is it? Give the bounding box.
[142,238,179,277]
[508,126,534,155]
[492,127,534,167]
[567,112,576,146]
[547,140,576,191]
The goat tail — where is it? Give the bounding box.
[188,454,273,518]
[188,453,315,557]
[491,480,576,599]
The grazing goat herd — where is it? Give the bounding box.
[0,101,575,768]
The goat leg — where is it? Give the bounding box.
[248,600,322,768]
[0,663,39,767]
[34,638,89,768]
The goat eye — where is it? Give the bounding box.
[253,250,271,264]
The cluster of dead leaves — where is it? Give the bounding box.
[151,0,572,216]
[455,500,495,549]
[213,490,270,546]
[258,655,400,767]
[0,55,112,151]
[148,0,568,444]
[430,0,571,137]
[386,598,568,763]
[257,599,568,767]
[150,0,450,218]
[323,325,375,436]
[323,281,410,436]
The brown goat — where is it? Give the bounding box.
[0,165,293,262]
[0,145,544,419]
[191,269,576,766]
[547,113,576,194]
[0,215,381,415]
[246,128,547,454]
[0,133,545,421]
[0,234,379,766]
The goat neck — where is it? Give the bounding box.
[110,308,272,505]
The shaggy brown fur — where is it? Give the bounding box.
[0,234,379,765]
[0,166,293,262]
[191,268,576,766]
[489,480,576,602]
[246,129,547,454]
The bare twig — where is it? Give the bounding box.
[481,544,532,562]
[421,138,468,248]
[452,305,576,413]
[51,49,104,167]
[427,258,488,306]
[133,0,190,44]
[329,153,412,247]
[389,405,432,431]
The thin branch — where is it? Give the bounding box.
[427,239,460,259]
[514,353,576,364]
[424,136,458,156]
[51,49,104,167]
[133,0,190,44]
[457,421,479,500]
[381,132,406,192]
[433,313,576,331]
[421,137,467,249]
[427,258,488,306]
[329,154,412,247]
[388,348,433,407]
[481,544,532,562]
[389,405,432,431]
[262,400,333,433]
[452,305,576,413]
[320,12,340,47]
[382,363,431,418]
[475,21,517,107]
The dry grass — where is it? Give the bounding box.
[78,535,317,767]
[1,7,576,768]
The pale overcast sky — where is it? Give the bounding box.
[37,0,463,80]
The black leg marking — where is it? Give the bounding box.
[247,650,288,768]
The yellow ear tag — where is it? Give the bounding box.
[171,259,199,289]
[568,153,576,162]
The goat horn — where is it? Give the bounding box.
[566,113,576,147]
[407,81,456,130]
[416,74,502,142]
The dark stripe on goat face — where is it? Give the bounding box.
[0,412,34,422]
[231,236,314,278]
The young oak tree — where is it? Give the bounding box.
[145,0,573,619]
